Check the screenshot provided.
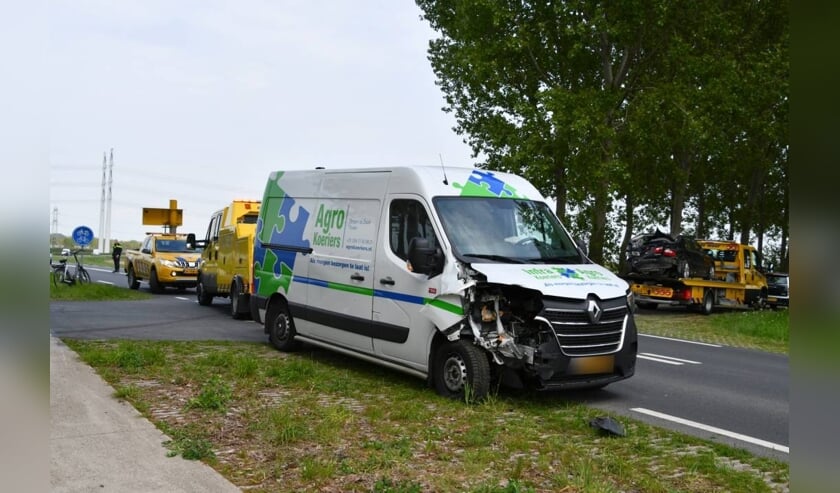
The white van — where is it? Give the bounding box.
[252,166,637,400]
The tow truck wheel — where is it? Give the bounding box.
[700,289,714,315]
[197,278,212,306]
[433,340,490,403]
[127,265,140,290]
[230,279,247,320]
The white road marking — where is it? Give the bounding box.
[639,353,701,365]
[175,297,192,301]
[639,333,721,347]
[96,281,114,285]
[631,407,789,454]
[637,354,683,365]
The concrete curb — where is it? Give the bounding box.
[50,336,241,492]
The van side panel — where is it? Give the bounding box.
[253,172,315,318]
[299,196,381,352]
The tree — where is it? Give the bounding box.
[417,0,788,265]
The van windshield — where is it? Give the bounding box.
[434,197,583,264]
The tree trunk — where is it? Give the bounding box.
[696,190,707,239]
[553,165,567,224]
[588,181,610,264]
[670,151,692,236]
[779,225,788,272]
[739,166,766,245]
[618,193,635,275]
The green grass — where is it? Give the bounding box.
[62,339,789,492]
[50,273,151,301]
[186,375,233,412]
[635,308,789,354]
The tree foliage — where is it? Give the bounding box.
[417,0,788,269]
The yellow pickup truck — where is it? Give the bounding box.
[124,233,202,293]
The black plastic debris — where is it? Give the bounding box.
[589,416,625,437]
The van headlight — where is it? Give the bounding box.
[626,289,635,311]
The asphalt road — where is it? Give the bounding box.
[51,266,789,463]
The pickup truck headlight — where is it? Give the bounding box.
[160,259,179,268]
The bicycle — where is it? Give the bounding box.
[51,249,92,287]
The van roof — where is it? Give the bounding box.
[272,166,548,203]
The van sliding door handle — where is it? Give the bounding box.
[350,274,365,282]
[379,277,395,286]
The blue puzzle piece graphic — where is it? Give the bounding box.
[269,197,310,283]
[468,169,506,196]
[254,183,311,295]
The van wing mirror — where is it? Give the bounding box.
[407,237,443,276]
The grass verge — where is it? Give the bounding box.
[63,339,789,493]
[634,308,788,354]
[49,273,151,301]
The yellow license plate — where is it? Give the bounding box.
[767,296,777,302]
[184,268,198,275]
[643,286,672,298]
[568,355,615,375]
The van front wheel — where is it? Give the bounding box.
[267,300,299,351]
[433,340,490,403]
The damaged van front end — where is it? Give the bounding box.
[422,261,637,392]
[418,195,637,392]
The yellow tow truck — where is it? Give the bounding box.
[626,239,768,315]
[191,200,261,319]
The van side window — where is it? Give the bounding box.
[389,199,437,261]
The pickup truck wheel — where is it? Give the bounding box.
[433,340,491,403]
[267,300,299,351]
[197,279,213,306]
[149,269,163,293]
[127,266,140,290]
[700,289,714,315]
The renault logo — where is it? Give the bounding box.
[587,299,602,324]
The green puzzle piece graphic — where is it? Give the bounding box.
[255,248,294,296]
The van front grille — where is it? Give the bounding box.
[541,296,628,357]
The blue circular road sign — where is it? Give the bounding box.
[72,225,95,246]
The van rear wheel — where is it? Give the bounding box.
[267,300,299,351]
[433,340,490,403]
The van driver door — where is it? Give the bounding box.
[372,196,445,373]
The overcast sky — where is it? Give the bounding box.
[47,0,477,246]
